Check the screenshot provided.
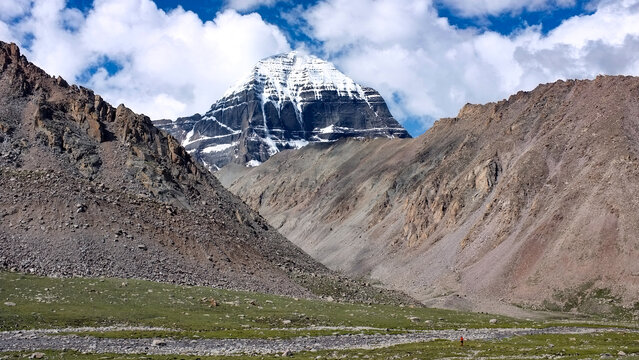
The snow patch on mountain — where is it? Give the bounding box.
[223,51,378,129]
[202,142,238,154]
[224,51,369,102]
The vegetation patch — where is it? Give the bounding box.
[541,282,636,321]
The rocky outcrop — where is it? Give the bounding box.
[221,76,639,313]
[155,52,410,170]
[0,42,411,304]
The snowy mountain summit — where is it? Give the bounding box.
[224,51,374,103]
[154,51,410,171]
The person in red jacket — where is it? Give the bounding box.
[460,336,464,346]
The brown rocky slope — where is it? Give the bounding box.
[220,75,639,313]
[0,42,408,303]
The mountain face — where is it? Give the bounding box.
[0,42,409,303]
[220,76,639,312]
[154,52,410,170]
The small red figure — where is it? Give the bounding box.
[460,336,464,346]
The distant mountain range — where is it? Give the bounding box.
[154,52,409,171]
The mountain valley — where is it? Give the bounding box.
[1,40,639,359]
[221,75,639,315]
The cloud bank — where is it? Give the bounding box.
[1,0,639,134]
[1,0,290,119]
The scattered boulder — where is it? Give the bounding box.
[152,339,167,347]
[3,302,15,306]
[489,318,498,324]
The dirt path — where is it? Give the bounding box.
[0,327,634,356]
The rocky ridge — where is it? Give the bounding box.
[154,52,410,170]
[0,41,408,304]
[221,76,639,313]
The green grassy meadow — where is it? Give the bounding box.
[1,272,638,359]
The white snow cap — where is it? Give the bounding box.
[223,51,368,101]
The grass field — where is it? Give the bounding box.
[0,272,533,337]
[1,272,638,359]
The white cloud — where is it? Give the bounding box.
[0,0,32,21]
[225,0,280,11]
[20,0,89,82]
[3,0,290,120]
[0,22,15,44]
[304,0,639,132]
[438,0,576,17]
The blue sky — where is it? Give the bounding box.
[2,0,639,137]
[435,0,595,35]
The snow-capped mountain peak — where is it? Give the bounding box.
[223,51,368,102]
[155,51,410,171]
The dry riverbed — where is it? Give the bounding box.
[1,326,635,356]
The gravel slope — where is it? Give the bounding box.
[220,76,639,313]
